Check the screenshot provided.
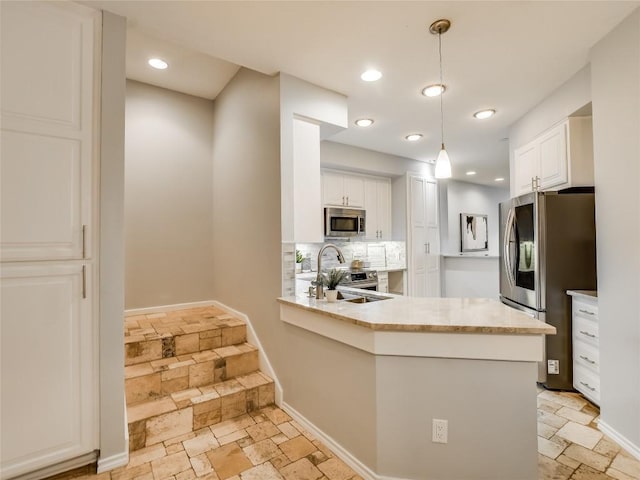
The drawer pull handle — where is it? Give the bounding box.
[579,355,596,365]
[579,330,597,339]
[578,309,595,316]
[579,381,596,392]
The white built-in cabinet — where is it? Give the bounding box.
[570,293,600,406]
[512,117,594,198]
[407,174,440,297]
[322,170,365,207]
[0,2,100,478]
[322,170,391,240]
[363,177,391,240]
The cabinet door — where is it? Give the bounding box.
[538,122,568,190]
[1,263,95,478]
[322,171,345,206]
[408,176,427,297]
[376,180,392,240]
[363,179,379,240]
[343,175,364,207]
[425,180,440,296]
[513,142,538,197]
[1,2,95,261]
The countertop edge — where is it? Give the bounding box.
[567,290,598,299]
[277,297,556,335]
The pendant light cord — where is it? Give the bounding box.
[438,31,445,148]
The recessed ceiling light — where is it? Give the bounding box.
[405,133,423,142]
[422,84,446,97]
[474,109,496,120]
[355,118,374,127]
[466,171,477,176]
[495,177,505,182]
[148,58,168,70]
[361,69,382,82]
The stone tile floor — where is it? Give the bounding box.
[536,388,640,480]
[47,390,640,480]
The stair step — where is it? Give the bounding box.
[125,343,259,405]
[125,306,247,367]
[127,372,275,452]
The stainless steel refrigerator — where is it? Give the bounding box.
[499,189,596,390]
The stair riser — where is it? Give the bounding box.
[125,350,259,405]
[125,325,247,366]
[128,382,275,451]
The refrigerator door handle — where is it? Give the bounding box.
[503,208,516,288]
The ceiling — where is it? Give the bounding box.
[86,1,638,186]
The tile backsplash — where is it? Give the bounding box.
[295,241,406,272]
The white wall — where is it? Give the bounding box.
[124,80,215,308]
[439,180,509,299]
[590,8,640,456]
[439,180,509,256]
[321,140,432,178]
[280,75,348,243]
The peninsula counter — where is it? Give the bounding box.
[276,292,555,480]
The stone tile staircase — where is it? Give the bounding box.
[124,306,275,452]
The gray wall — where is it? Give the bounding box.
[99,11,127,465]
[124,80,215,308]
[590,8,640,452]
[376,356,538,479]
[210,67,285,376]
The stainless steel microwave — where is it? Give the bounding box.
[324,207,366,238]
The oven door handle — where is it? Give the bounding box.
[503,208,516,288]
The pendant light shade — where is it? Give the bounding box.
[435,144,452,179]
[430,19,452,179]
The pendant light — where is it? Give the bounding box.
[430,19,452,179]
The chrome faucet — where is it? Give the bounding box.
[316,244,346,299]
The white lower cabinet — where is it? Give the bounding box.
[1,263,96,478]
[570,293,600,405]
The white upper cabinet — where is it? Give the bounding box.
[512,117,593,198]
[322,170,364,207]
[363,177,392,240]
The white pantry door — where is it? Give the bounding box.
[407,174,440,297]
[0,2,100,478]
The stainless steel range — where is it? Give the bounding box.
[340,269,378,291]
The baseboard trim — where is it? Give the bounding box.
[7,452,98,480]
[97,450,128,473]
[280,401,385,480]
[124,300,216,316]
[598,420,640,461]
[212,301,284,405]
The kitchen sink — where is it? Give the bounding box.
[345,295,390,304]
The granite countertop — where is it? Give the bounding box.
[277,292,556,335]
[567,290,598,299]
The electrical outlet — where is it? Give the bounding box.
[432,419,448,443]
[547,360,559,375]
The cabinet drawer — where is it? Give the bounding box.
[573,299,598,320]
[573,364,600,406]
[573,340,600,374]
[573,316,599,347]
